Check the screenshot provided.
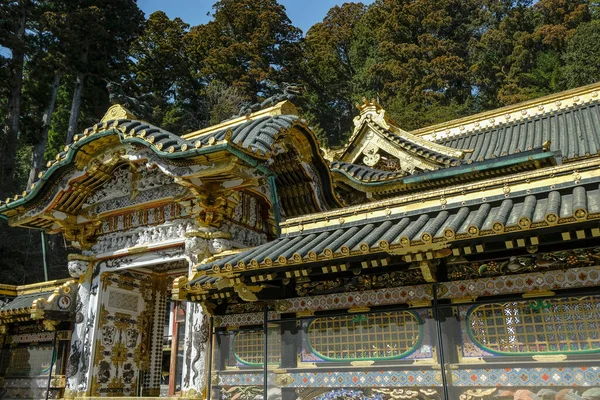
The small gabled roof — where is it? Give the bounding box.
[334,99,467,175]
[331,147,558,186]
[0,291,53,313]
[0,279,76,324]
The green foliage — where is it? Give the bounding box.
[184,0,302,100]
[205,80,246,126]
[563,20,600,87]
[298,3,368,147]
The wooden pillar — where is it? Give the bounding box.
[280,314,298,400]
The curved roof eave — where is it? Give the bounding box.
[0,122,242,215]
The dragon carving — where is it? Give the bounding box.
[191,311,210,385]
[230,83,304,119]
[106,81,150,117]
[66,340,81,378]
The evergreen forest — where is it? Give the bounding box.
[1,0,600,284]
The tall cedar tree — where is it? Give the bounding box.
[299,3,368,147]
[129,11,203,133]
[350,0,481,130]
[43,0,144,144]
[0,0,29,198]
[184,0,302,101]
[563,20,600,87]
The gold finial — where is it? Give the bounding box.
[100,104,137,123]
[542,140,551,151]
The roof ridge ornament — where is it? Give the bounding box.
[230,83,304,120]
[354,97,392,129]
[101,104,138,123]
[337,97,467,174]
[183,100,299,140]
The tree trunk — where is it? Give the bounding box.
[66,71,85,145]
[28,72,62,188]
[1,0,27,197]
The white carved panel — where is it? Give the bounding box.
[106,289,141,315]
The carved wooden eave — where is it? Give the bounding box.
[0,102,342,246]
[336,99,467,176]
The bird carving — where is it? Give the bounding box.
[233,283,264,302]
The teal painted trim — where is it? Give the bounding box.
[329,167,402,187]
[305,312,424,362]
[0,128,229,214]
[232,331,279,367]
[41,231,49,281]
[267,176,281,236]
[332,150,556,187]
[226,146,272,176]
[465,301,600,356]
[403,151,556,184]
[225,146,281,234]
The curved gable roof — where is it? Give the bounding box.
[0,104,341,225]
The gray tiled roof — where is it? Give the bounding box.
[194,115,305,153]
[438,100,600,161]
[371,123,462,166]
[0,291,52,312]
[331,148,558,185]
[0,114,319,212]
[330,161,405,182]
[193,181,600,283]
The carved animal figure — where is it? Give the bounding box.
[191,314,204,384]
[230,83,304,119]
[106,81,150,117]
[66,340,81,378]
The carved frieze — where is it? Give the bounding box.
[92,219,193,254]
[90,184,187,215]
[83,164,176,208]
[221,221,268,248]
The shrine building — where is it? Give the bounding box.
[1,83,600,400]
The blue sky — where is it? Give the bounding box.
[137,0,375,34]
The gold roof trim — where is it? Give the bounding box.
[333,99,469,179]
[183,100,298,140]
[15,278,73,296]
[281,156,600,234]
[100,104,137,122]
[412,81,600,141]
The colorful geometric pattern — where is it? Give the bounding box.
[284,285,432,314]
[466,296,600,355]
[233,329,281,366]
[301,309,434,363]
[315,389,383,400]
[9,331,54,344]
[215,311,280,328]
[216,267,600,328]
[439,266,600,300]
[218,372,267,386]
[290,370,441,387]
[306,312,421,361]
[216,370,441,387]
[452,366,600,386]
